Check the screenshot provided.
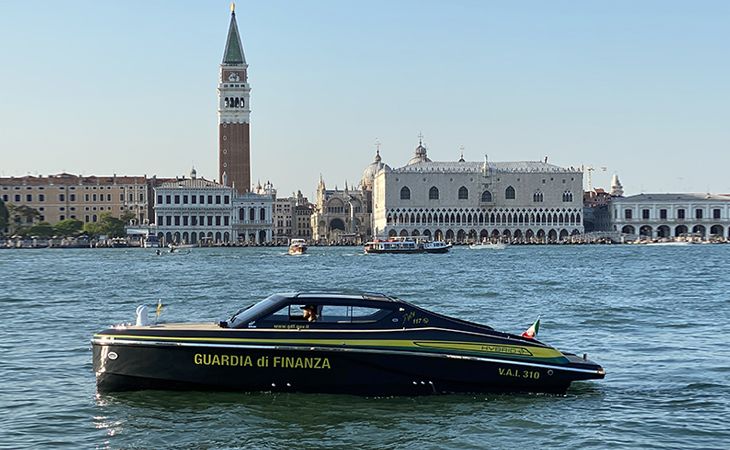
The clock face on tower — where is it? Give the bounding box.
[228,72,240,82]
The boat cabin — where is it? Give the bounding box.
[222,292,496,334]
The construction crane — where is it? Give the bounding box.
[583,166,607,191]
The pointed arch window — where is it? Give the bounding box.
[505,186,516,200]
[429,186,439,200]
[533,190,544,202]
[562,191,573,202]
[481,190,492,202]
[400,186,411,200]
[458,186,469,200]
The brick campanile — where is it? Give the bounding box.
[218,3,251,194]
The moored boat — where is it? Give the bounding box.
[142,235,160,248]
[92,292,605,395]
[288,238,308,255]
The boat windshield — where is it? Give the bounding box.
[228,295,283,327]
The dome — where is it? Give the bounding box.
[360,150,385,190]
[406,143,432,166]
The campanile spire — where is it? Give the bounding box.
[218,6,251,194]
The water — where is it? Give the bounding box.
[0,245,729,449]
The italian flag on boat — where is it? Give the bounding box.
[521,316,541,339]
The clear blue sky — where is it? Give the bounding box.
[1,1,729,198]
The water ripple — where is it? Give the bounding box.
[0,245,729,449]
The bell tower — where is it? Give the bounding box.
[218,3,251,194]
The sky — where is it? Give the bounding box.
[1,1,729,198]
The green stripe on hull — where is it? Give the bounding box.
[94,334,569,364]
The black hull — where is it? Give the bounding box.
[93,342,598,395]
[424,247,451,254]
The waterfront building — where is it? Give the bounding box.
[372,141,584,243]
[154,170,234,245]
[611,192,730,239]
[232,181,274,244]
[293,192,314,240]
[273,191,313,243]
[273,197,294,243]
[309,149,383,244]
[218,4,251,195]
[583,188,613,232]
[0,173,155,226]
[311,176,373,244]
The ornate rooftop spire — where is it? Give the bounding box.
[222,5,246,65]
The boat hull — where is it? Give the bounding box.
[93,340,601,395]
[364,248,423,254]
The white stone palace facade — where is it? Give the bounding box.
[233,182,274,244]
[154,173,234,245]
[611,193,730,239]
[372,143,584,243]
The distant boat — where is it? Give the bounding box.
[646,241,692,247]
[169,243,195,250]
[288,238,308,255]
[142,235,160,248]
[364,237,452,254]
[167,243,194,254]
[469,241,509,250]
[110,238,129,248]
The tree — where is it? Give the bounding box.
[120,210,136,225]
[54,219,83,237]
[8,204,41,226]
[28,221,54,238]
[5,204,41,236]
[0,199,8,236]
[83,221,104,237]
[99,213,126,238]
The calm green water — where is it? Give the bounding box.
[0,245,728,449]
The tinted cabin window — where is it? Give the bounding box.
[351,307,386,322]
[258,303,392,326]
[318,305,351,323]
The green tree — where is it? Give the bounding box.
[0,199,8,235]
[120,210,136,225]
[54,219,83,237]
[6,204,41,236]
[28,221,54,238]
[13,226,31,238]
[99,213,126,238]
[83,221,104,237]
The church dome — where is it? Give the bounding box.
[361,150,385,190]
[406,142,432,166]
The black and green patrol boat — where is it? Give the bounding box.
[92,292,605,394]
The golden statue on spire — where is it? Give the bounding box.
[230,2,235,13]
